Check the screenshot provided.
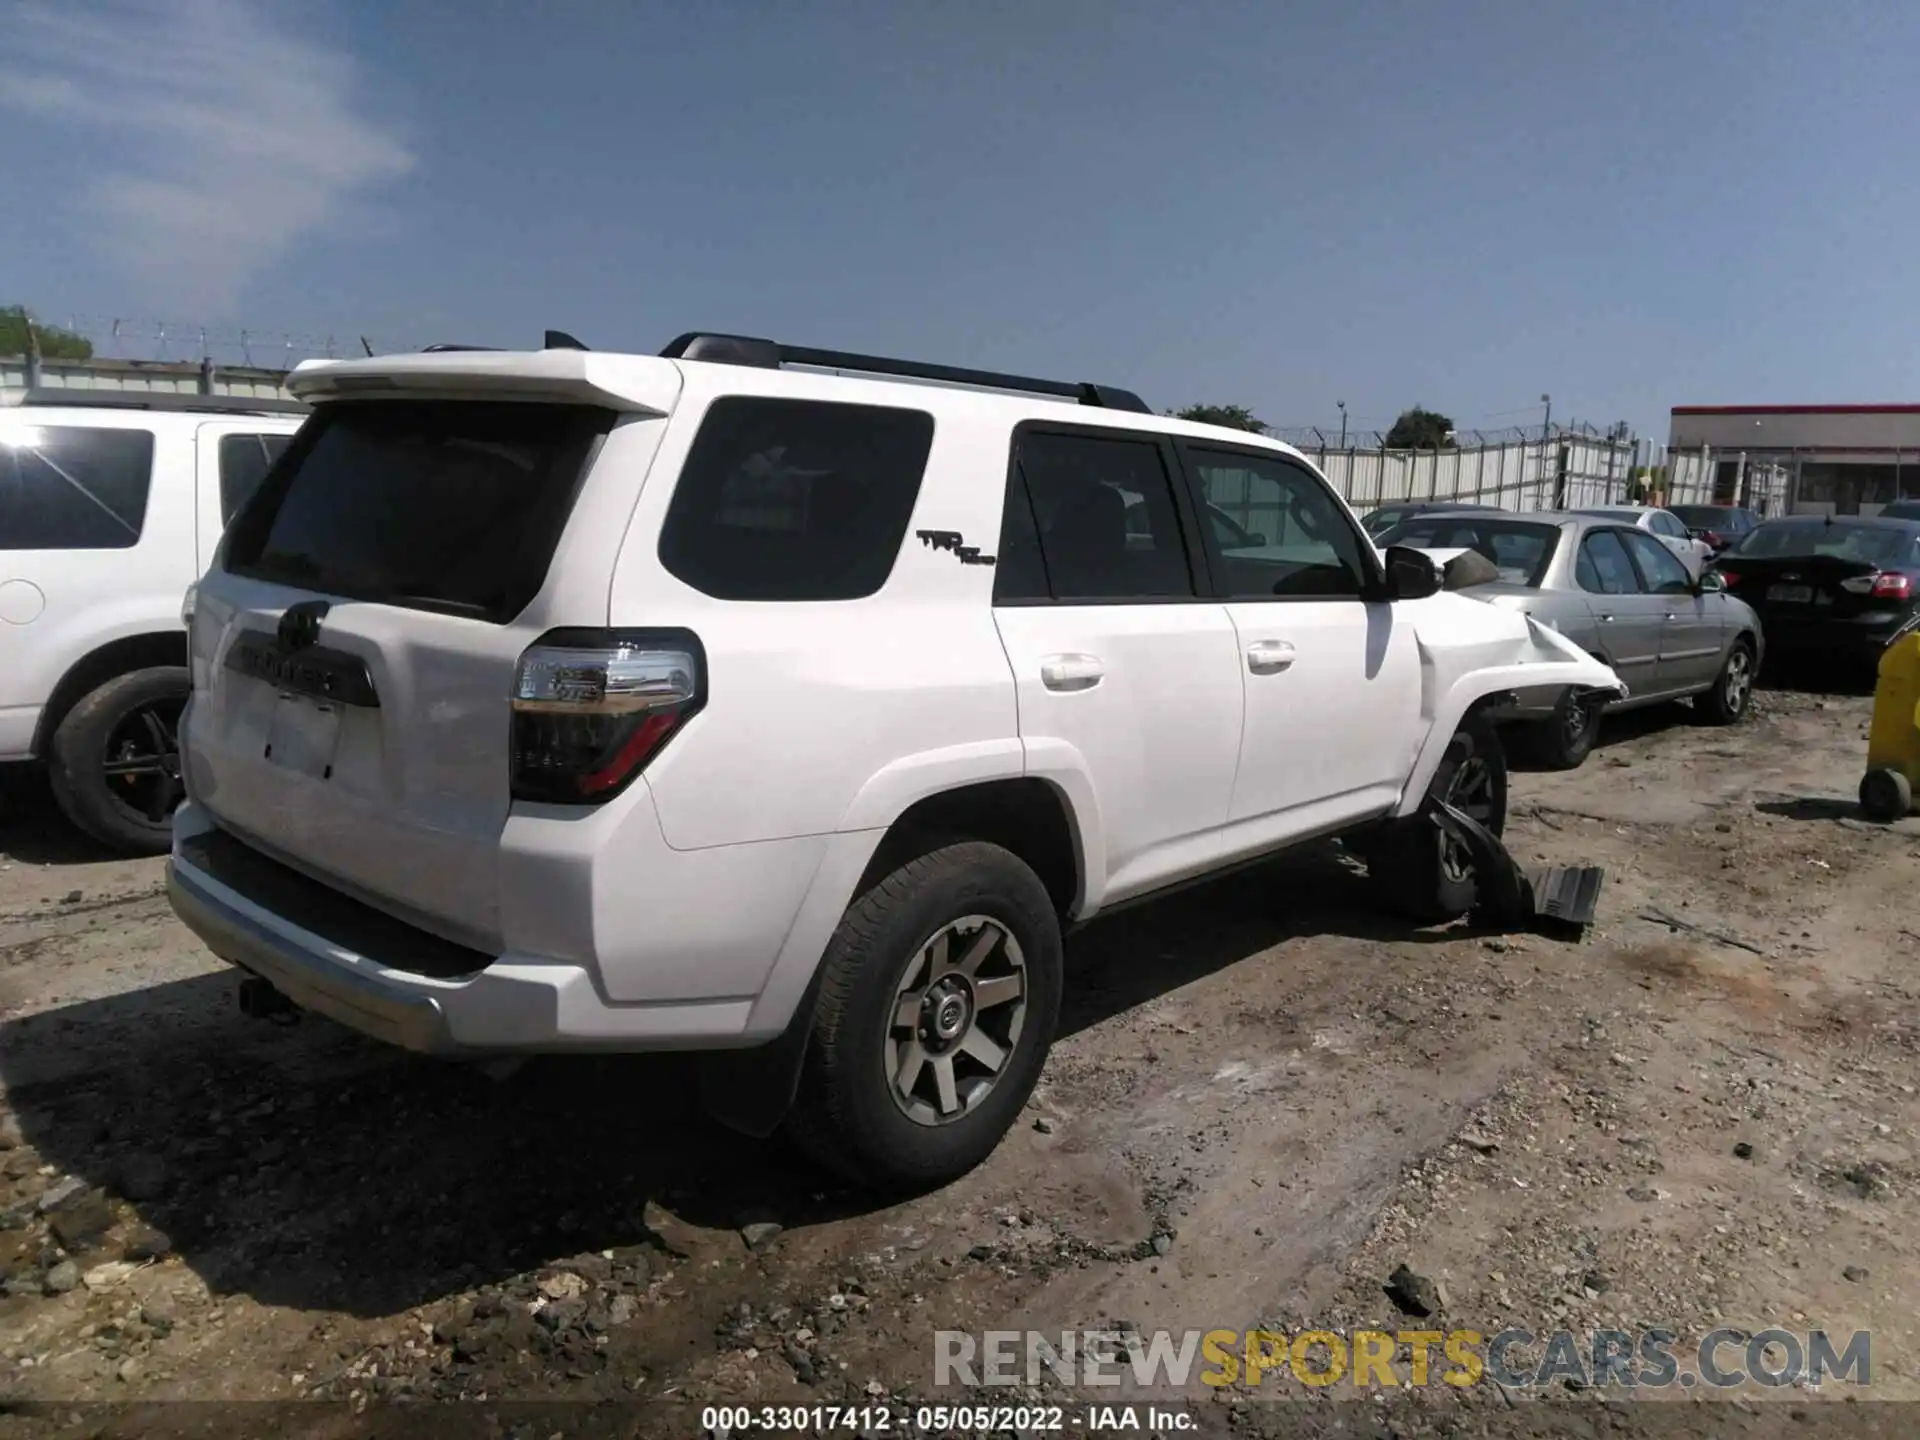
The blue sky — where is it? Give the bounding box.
[3,0,1917,441]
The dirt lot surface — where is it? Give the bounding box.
[1,685,1918,1438]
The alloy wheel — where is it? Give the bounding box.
[1438,738,1496,884]
[885,916,1028,1127]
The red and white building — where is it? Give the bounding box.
[1669,404,1920,516]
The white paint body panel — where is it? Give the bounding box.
[0,406,304,763]
[170,348,1623,1054]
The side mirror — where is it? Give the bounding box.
[1382,545,1442,600]
[1696,569,1727,594]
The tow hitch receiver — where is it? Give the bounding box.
[1433,799,1605,938]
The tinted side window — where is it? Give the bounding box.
[1189,449,1368,598]
[658,397,933,602]
[1621,530,1694,594]
[0,426,155,551]
[993,466,1049,603]
[1577,531,1642,595]
[1651,511,1685,538]
[1014,432,1193,601]
[218,432,294,524]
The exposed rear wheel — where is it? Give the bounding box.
[1370,714,1508,925]
[785,840,1063,1190]
[46,667,190,856]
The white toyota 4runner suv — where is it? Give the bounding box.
[1,391,306,853]
[167,333,1620,1187]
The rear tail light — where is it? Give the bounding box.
[510,629,704,804]
[1703,531,1725,550]
[1839,573,1915,600]
[1715,569,1739,588]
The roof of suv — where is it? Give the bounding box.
[4,387,308,419]
[287,333,1321,467]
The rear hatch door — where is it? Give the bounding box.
[184,395,636,951]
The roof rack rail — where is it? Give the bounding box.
[420,343,502,353]
[657,332,1151,413]
[6,387,309,416]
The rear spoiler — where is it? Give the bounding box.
[287,350,680,414]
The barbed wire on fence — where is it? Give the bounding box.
[1269,422,1635,452]
[29,313,423,368]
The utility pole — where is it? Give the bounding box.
[1336,400,1347,450]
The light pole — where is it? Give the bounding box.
[1336,400,1347,450]
[1540,393,1552,444]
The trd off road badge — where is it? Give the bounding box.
[916,529,997,566]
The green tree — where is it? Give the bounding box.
[1384,406,1455,450]
[1172,403,1269,434]
[0,307,93,360]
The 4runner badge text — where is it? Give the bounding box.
[916,529,997,566]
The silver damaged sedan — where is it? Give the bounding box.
[1375,509,1764,769]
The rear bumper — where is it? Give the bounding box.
[165,800,823,1054]
[1760,612,1918,664]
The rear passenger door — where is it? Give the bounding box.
[1620,529,1722,692]
[1574,528,1664,695]
[992,426,1242,905]
[1179,443,1421,834]
[193,423,294,570]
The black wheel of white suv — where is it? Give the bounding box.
[47,666,191,857]
[1368,713,1508,925]
[785,840,1063,1191]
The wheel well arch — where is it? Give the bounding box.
[855,777,1082,921]
[32,632,188,758]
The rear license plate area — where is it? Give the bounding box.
[1768,583,1813,605]
[264,695,341,780]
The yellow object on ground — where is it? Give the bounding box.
[1860,632,1920,820]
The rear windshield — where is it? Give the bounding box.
[1670,505,1741,528]
[1730,521,1919,568]
[223,401,613,622]
[1376,517,1559,587]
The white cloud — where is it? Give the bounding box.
[1,0,414,314]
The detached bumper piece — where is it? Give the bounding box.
[1433,799,1605,939]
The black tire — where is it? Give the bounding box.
[1694,638,1756,726]
[1370,713,1509,925]
[1522,688,1601,771]
[46,667,190,856]
[1860,767,1913,823]
[784,840,1063,1191]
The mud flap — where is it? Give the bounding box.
[1433,799,1604,938]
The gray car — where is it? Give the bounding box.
[1375,509,1765,769]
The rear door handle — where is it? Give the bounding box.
[1246,640,1297,674]
[1040,653,1105,692]
[1597,613,1615,623]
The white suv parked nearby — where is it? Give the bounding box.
[0,391,307,852]
[166,333,1621,1187]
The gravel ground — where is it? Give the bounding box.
[0,683,1916,1438]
